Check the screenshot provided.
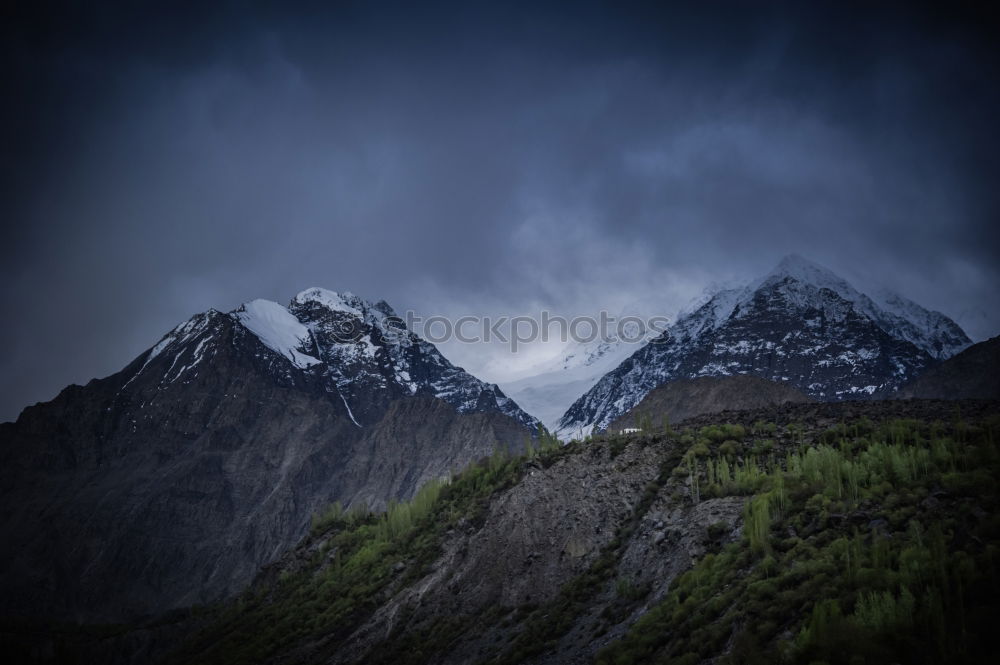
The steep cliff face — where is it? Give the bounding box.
[340,395,533,509]
[608,375,811,432]
[0,291,536,624]
[558,255,970,435]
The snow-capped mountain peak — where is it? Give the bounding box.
[225,288,536,429]
[289,287,411,344]
[748,254,871,315]
[750,255,969,359]
[556,255,971,434]
[764,253,852,290]
[293,287,368,320]
[117,288,537,431]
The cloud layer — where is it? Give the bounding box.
[2,1,998,420]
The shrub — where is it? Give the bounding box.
[751,438,774,456]
[719,440,739,458]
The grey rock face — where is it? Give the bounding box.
[0,291,536,623]
[327,439,668,665]
[558,256,970,434]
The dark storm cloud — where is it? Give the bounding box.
[1,1,998,419]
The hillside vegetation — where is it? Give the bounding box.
[168,401,999,664]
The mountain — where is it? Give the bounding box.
[897,335,1000,400]
[281,289,536,429]
[149,399,999,665]
[557,255,972,435]
[607,375,811,433]
[0,288,536,623]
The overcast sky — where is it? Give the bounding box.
[2,1,998,421]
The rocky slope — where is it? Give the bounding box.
[0,289,536,625]
[607,375,811,433]
[558,255,971,435]
[897,335,1000,400]
[147,399,999,665]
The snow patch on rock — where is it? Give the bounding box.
[234,299,322,369]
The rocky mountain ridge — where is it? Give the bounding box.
[135,288,536,429]
[0,289,536,624]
